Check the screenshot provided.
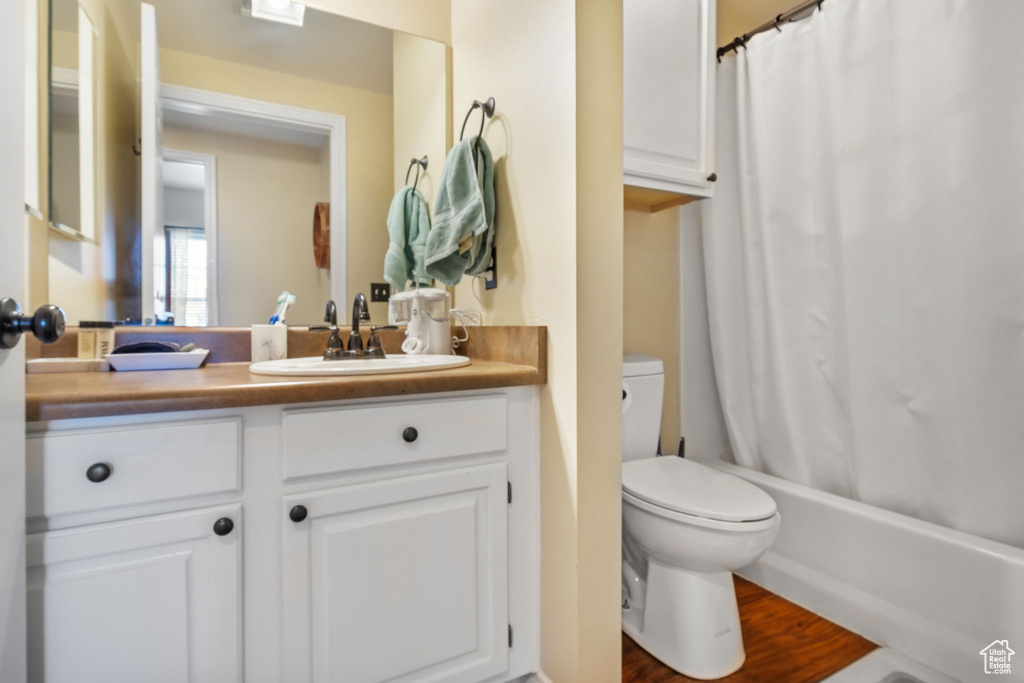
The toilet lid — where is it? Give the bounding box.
[622,457,777,522]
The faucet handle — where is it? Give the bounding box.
[321,325,345,360]
[365,325,396,359]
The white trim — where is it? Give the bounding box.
[24,0,40,215]
[49,66,78,91]
[140,2,160,325]
[162,149,219,326]
[76,6,96,243]
[160,83,348,305]
[48,66,97,242]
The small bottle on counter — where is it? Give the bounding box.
[77,322,96,359]
[94,321,115,357]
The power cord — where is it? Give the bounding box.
[450,308,481,352]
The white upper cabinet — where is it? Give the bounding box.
[623,0,716,199]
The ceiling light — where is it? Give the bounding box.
[246,0,305,26]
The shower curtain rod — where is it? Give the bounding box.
[717,0,826,60]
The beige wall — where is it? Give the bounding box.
[574,0,624,679]
[624,208,681,452]
[450,0,623,680]
[163,126,329,327]
[392,32,450,203]
[718,0,800,44]
[26,0,49,311]
[159,49,395,322]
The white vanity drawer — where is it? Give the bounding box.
[27,418,242,519]
[283,395,508,480]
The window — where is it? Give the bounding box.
[165,226,209,326]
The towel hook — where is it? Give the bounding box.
[459,97,496,168]
[404,155,428,191]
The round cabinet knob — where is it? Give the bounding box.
[213,518,234,536]
[402,427,418,443]
[289,505,308,523]
[707,172,718,183]
[86,463,112,483]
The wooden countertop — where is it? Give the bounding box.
[27,359,544,422]
[27,326,548,422]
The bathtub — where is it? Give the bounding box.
[697,457,1024,683]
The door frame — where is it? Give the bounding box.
[160,84,348,308]
[161,148,219,326]
[1,0,28,679]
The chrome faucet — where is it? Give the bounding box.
[324,300,338,325]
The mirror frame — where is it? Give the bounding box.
[47,1,97,243]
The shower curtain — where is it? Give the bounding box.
[704,0,1024,548]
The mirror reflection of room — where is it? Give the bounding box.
[48,0,96,240]
[39,0,448,328]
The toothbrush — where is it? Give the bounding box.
[268,292,295,325]
[269,291,288,324]
[274,294,296,325]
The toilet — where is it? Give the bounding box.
[621,354,780,680]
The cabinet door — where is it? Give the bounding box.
[623,0,716,194]
[283,464,509,683]
[27,504,242,683]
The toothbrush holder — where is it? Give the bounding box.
[251,324,288,362]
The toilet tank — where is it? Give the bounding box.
[622,354,665,462]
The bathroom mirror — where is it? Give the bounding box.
[48,0,97,242]
[40,0,450,327]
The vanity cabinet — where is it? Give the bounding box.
[26,504,243,683]
[623,0,717,202]
[25,387,539,683]
[282,464,509,683]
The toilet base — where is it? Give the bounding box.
[622,562,745,680]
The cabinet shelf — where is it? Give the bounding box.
[624,184,699,214]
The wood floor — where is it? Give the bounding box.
[622,576,877,683]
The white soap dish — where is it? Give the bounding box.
[105,349,211,372]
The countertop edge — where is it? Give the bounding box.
[27,361,544,422]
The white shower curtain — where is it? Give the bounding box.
[704,0,1024,548]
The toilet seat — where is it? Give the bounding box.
[622,457,778,530]
[622,489,779,532]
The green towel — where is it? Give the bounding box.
[424,136,495,286]
[384,186,433,293]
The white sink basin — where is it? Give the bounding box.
[248,354,470,377]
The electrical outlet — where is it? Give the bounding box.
[370,282,390,302]
[483,246,498,290]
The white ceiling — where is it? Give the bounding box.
[162,159,206,190]
[111,0,397,95]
